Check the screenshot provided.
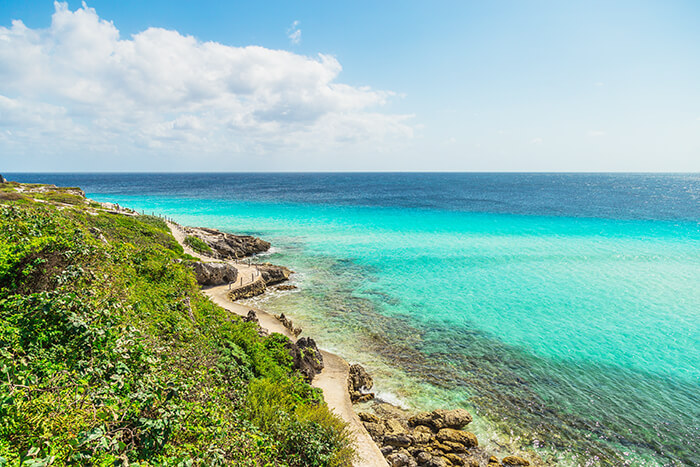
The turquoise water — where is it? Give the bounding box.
[8,173,699,465]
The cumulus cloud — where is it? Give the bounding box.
[0,2,412,166]
[287,20,301,45]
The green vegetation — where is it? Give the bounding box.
[0,187,354,466]
[184,235,213,256]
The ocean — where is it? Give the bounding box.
[8,173,699,466]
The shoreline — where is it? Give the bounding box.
[169,223,389,466]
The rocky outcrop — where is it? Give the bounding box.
[409,409,473,431]
[257,263,292,285]
[286,337,324,382]
[227,279,266,300]
[275,313,302,337]
[182,226,270,259]
[348,363,375,403]
[359,400,530,467]
[189,261,238,286]
[0,174,6,184]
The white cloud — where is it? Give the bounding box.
[287,20,301,45]
[0,3,412,165]
[588,130,606,137]
[530,137,543,144]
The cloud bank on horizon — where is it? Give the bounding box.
[0,2,412,170]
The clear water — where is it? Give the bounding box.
[8,173,699,466]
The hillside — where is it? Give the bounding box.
[0,181,354,466]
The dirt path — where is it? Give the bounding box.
[168,223,387,466]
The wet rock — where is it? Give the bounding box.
[436,428,478,449]
[487,456,500,466]
[409,409,473,431]
[276,284,297,290]
[348,363,375,403]
[384,433,414,448]
[502,456,530,466]
[189,261,238,285]
[358,412,381,424]
[285,336,324,382]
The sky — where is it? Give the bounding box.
[0,1,699,172]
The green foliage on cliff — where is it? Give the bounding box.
[184,235,213,255]
[0,190,354,466]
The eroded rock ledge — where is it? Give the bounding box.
[183,225,270,259]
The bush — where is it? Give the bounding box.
[0,192,354,466]
[184,235,213,255]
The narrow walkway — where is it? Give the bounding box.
[168,221,263,291]
[167,222,388,466]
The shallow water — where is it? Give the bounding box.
[9,173,700,466]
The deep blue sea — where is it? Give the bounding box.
[8,173,700,466]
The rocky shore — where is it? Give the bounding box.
[171,219,534,467]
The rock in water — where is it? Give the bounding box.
[348,363,375,403]
[257,263,292,285]
[0,174,6,183]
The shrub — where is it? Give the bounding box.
[184,235,213,255]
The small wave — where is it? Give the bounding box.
[374,390,409,409]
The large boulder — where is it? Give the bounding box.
[189,261,238,285]
[408,408,473,431]
[285,337,324,382]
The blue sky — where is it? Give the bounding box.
[1,1,698,171]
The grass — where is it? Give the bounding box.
[0,188,355,466]
[184,235,214,255]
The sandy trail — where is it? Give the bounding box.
[169,223,387,466]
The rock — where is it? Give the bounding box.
[257,263,292,285]
[348,363,375,403]
[425,456,448,467]
[409,409,473,431]
[276,284,297,290]
[436,429,478,449]
[285,337,324,382]
[380,446,394,456]
[444,453,465,465]
[415,451,432,464]
[243,310,258,323]
[358,412,381,424]
[386,418,406,434]
[487,456,500,466]
[412,427,433,444]
[502,456,530,466]
[383,434,414,448]
[0,174,6,183]
[182,226,270,259]
[386,451,412,467]
[189,261,238,286]
[363,421,386,439]
[440,440,467,453]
